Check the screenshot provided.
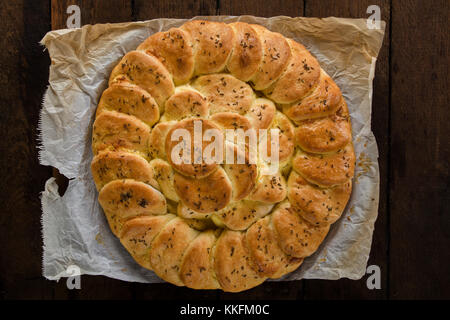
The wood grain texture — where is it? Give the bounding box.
[51,0,132,29]
[303,0,390,300]
[135,0,217,20]
[0,0,53,299]
[389,0,449,299]
[219,0,304,16]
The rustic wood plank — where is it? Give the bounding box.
[389,0,449,299]
[217,0,305,300]
[51,0,132,29]
[133,283,220,300]
[219,0,304,17]
[218,281,302,300]
[0,0,54,299]
[134,0,218,20]
[302,0,390,299]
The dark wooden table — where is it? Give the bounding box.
[0,0,448,300]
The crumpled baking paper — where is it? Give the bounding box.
[39,16,385,283]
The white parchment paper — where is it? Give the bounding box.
[39,16,385,283]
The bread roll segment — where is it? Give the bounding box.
[120,214,176,270]
[149,158,179,202]
[227,22,263,81]
[148,121,174,160]
[179,230,221,289]
[213,230,266,292]
[247,172,287,203]
[97,82,160,126]
[192,73,254,115]
[149,217,199,286]
[264,39,320,104]
[92,20,356,292]
[92,110,150,159]
[292,142,356,187]
[211,200,274,231]
[181,21,234,75]
[245,97,276,131]
[245,215,293,277]
[272,202,330,258]
[294,99,352,154]
[283,69,342,122]
[162,87,209,121]
[164,118,223,178]
[248,24,292,90]
[287,171,352,226]
[109,51,175,108]
[92,150,158,191]
[173,167,232,214]
[98,179,167,236]
[137,28,195,85]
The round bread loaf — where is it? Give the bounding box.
[91,20,355,292]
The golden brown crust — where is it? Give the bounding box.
[181,21,234,75]
[179,230,220,289]
[249,24,292,90]
[148,121,174,160]
[162,87,209,121]
[292,143,355,187]
[210,112,252,132]
[149,218,199,286]
[149,158,179,202]
[247,172,287,203]
[266,111,295,163]
[270,257,304,279]
[137,28,195,85]
[264,39,320,104]
[98,179,167,236]
[283,70,341,122]
[165,118,222,178]
[181,217,216,231]
[97,82,160,126]
[120,214,175,270]
[224,161,258,201]
[245,215,293,277]
[272,203,329,258]
[287,171,352,226]
[174,167,232,214]
[212,200,274,231]
[214,230,266,292]
[177,201,213,220]
[92,110,150,159]
[245,98,276,131]
[109,50,175,108]
[192,74,254,115]
[227,22,263,81]
[92,20,356,292]
[223,143,258,201]
[91,150,158,191]
[294,99,352,154]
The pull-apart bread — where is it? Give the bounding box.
[91,20,355,292]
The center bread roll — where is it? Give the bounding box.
[91,20,355,292]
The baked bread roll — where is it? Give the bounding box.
[91,20,355,292]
